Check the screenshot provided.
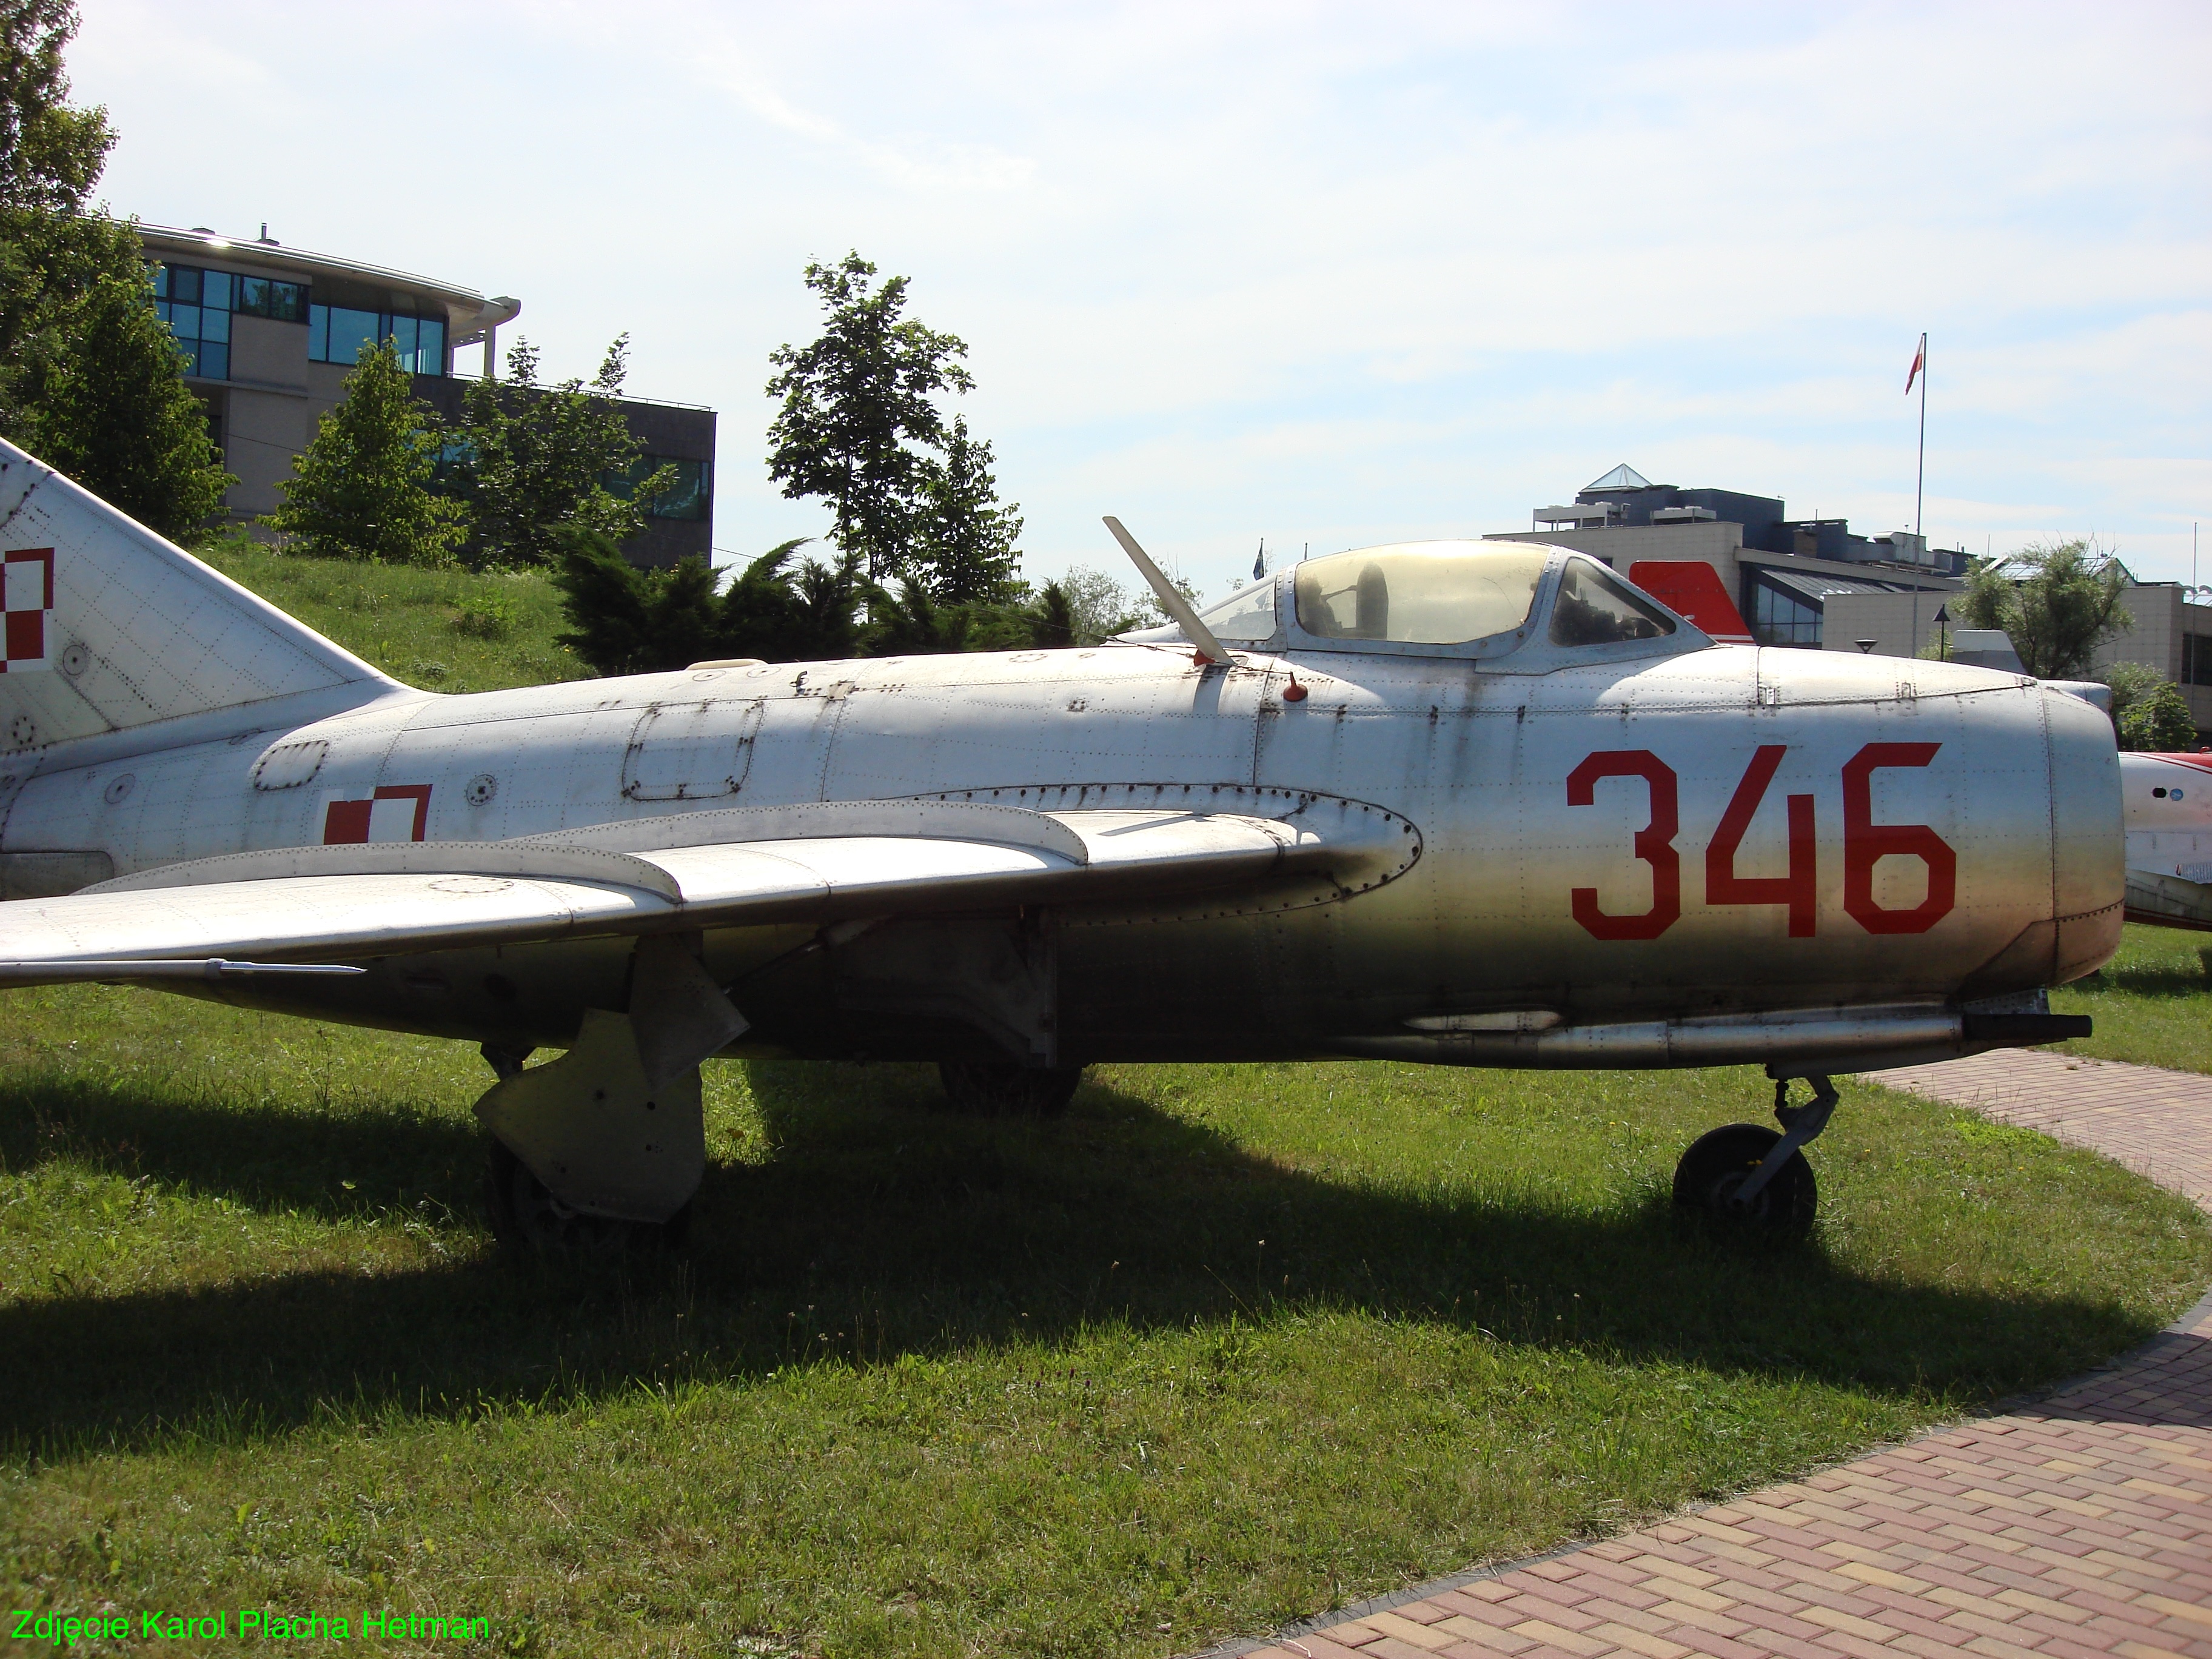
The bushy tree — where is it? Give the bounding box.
[767,252,970,583]
[766,252,1023,597]
[32,265,231,536]
[551,534,726,675]
[0,1,231,532]
[1957,537,2131,680]
[914,415,1022,603]
[551,533,858,676]
[720,544,862,664]
[447,335,660,568]
[0,0,115,436]
[1058,564,1149,645]
[2103,662,2199,752]
[554,534,1082,677]
[262,338,458,563]
[1029,580,1073,648]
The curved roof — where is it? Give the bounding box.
[133,221,520,342]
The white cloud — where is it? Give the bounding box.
[67,0,2211,592]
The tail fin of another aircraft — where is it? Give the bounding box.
[0,438,398,755]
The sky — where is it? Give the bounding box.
[67,1,2212,599]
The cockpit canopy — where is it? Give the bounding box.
[1144,541,1695,668]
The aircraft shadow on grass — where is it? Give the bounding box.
[0,1062,2182,1453]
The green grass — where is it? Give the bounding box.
[196,535,590,695]
[2054,922,2212,1073]
[1,987,2205,1657]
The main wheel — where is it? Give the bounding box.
[936,1060,1084,1118]
[484,1140,689,1252]
[1672,1123,1817,1231]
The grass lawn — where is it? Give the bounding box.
[196,535,591,697]
[2054,922,2212,1073]
[1,987,2205,1658]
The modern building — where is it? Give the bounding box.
[1489,464,1965,650]
[138,223,716,568]
[1492,464,2212,739]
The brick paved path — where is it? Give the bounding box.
[1217,1051,2212,1659]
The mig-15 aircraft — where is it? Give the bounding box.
[0,440,2116,1244]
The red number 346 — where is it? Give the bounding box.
[1567,743,1956,940]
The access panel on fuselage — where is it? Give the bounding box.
[820,647,1270,801]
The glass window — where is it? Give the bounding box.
[605,456,715,520]
[385,313,418,362]
[201,270,233,312]
[195,341,227,382]
[199,303,229,344]
[170,266,201,305]
[417,317,444,374]
[1549,558,1677,646]
[2184,633,2212,688]
[1196,578,1278,642]
[1294,545,1546,645]
[168,303,201,341]
[238,276,307,322]
[1749,577,1823,648]
[322,306,378,366]
[654,458,709,520]
[149,263,169,300]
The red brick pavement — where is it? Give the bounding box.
[1210,1050,2212,1659]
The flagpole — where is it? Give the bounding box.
[1911,332,1927,657]
[1915,333,1927,539]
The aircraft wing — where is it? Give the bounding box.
[0,796,1419,983]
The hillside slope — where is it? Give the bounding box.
[198,538,591,695]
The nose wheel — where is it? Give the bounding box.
[1672,1073,1835,1231]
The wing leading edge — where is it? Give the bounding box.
[0,794,1420,983]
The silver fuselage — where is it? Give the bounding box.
[0,636,2121,1062]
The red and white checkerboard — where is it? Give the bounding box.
[1,548,53,672]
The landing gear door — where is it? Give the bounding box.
[620,699,763,803]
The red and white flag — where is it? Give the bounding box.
[1905,333,1926,395]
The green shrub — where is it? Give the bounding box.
[452,592,517,639]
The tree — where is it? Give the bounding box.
[447,335,659,568]
[1058,564,1149,645]
[1957,537,2131,680]
[0,1,230,534]
[28,265,232,537]
[550,533,859,676]
[261,338,457,563]
[0,1,108,217]
[723,544,862,664]
[1028,580,1073,649]
[0,0,117,437]
[914,416,1022,604]
[2102,662,2199,752]
[768,252,988,586]
[551,532,726,675]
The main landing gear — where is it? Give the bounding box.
[477,935,749,1253]
[1672,1072,1838,1232]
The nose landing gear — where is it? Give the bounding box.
[1672,1073,1837,1231]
